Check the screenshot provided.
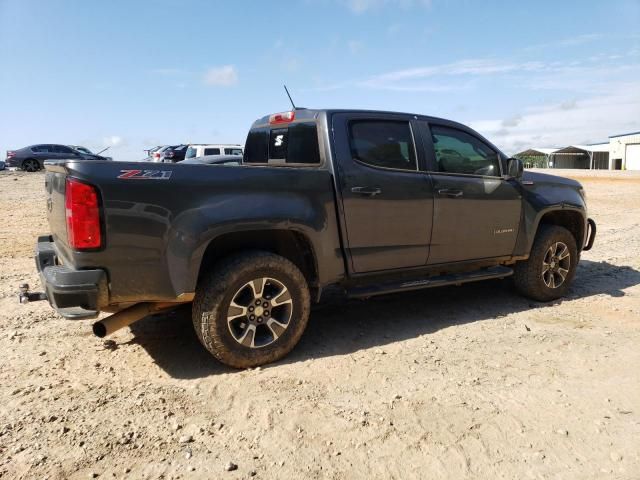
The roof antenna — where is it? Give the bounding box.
[284,84,297,110]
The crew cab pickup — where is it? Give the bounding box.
[28,109,596,368]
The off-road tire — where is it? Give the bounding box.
[513,225,578,302]
[192,251,310,368]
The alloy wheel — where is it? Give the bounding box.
[542,241,571,288]
[23,160,39,172]
[227,277,293,348]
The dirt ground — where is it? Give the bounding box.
[1,168,639,480]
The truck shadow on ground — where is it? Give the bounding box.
[128,259,640,379]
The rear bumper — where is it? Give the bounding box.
[36,235,108,319]
[583,218,596,251]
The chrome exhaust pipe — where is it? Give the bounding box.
[92,302,183,338]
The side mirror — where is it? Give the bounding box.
[507,158,524,179]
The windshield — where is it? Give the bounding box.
[72,146,92,155]
[185,146,197,159]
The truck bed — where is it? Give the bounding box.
[43,160,344,307]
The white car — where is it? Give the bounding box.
[184,144,243,159]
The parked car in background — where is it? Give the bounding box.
[184,144,243,160]
[5,144,110,172]
[142,146,161,161]
[180,154,242,166]
[0,159,5,170]
[69,145,113,161]
[144,146,160,158]
[156,144,188,163]
[151,146,171,162]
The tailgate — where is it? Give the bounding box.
[44,166,70,252]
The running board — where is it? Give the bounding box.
[347,265,513,299]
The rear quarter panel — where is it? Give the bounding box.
[46,161,344,304]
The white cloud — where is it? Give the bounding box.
[471,82,640,154]
[522,62,638,94]
[102,135,124,147]
[358,59,546,91]
[501,115,522,128]
[203,65,238,87]
[370,59,545,81]
[559,99,577,110]
[345,0,431,14]
[524,33,605,51]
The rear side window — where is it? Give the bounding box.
[349,120,417,171]
[53,145,74,154]
[244,122,321,165]
[224,148,243,155]
[32,145,50,153]
[204,148,221,155]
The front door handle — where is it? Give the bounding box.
[438,188,463,198]
[351,186,382,197]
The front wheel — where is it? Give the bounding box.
[192,251,310,368]
[513,225,578,302]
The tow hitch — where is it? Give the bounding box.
[18,283,47,304]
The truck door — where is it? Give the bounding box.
[332,113,434,273]
[419,122,522,264]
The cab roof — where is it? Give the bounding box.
[251,108,472,131]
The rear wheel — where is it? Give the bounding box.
[22,159,40,172]
[192,251,310,368]
[513,225,578,302]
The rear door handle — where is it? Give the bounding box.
[351,186,382,197]
[438,189,463,198]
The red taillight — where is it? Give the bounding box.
[269,111,295,124]
[65,178,101,249]
[7,151,15,158]
[153,152,160,159]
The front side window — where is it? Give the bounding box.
[430,125,500,177]
[204,148,221,156]
[349,120,417,171]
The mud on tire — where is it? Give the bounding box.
[192,251,310,369]
[513,225,578,302]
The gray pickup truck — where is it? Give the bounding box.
[24,108,595,368]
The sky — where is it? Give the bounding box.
[0,0,639,161]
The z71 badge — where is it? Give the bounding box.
[117,170,172,180]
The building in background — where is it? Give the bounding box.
[549,144,610,170]
[512,148,558,168]
[514,144,609,170]
[608,132,640,170]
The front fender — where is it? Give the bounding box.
[514,172,588,256]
